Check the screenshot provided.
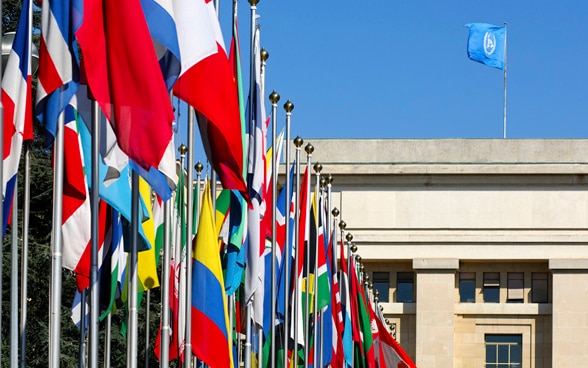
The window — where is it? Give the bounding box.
[485,334,522,367]
[483,272,500,303]
[397,272,414,303]
[373,272,390,302]
[507,272,524,303]
[459,272,476,303]
[531,272,548,303]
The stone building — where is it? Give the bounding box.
[293,138,588,368]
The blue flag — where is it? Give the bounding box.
[465,23,506,70]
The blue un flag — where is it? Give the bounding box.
[465,23,506,70]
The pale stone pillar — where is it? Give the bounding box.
[549,259,588,368]
[413,258,459,367]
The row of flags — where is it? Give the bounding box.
[2,0,504,367]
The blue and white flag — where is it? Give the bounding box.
[465,23,506,70]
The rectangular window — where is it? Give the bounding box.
[507,272,524,303]
[397,272,414,303]
[459,272,476,303]
[531,272,548,303]
[485,334,522,368]
[373,272,390,302]
[483,272,500,303]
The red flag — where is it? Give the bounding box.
[173,0,246,194]
[75,0,174,171]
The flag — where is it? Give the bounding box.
[140,0,181,91]
[77,84,155,251]
[35,0,81,146]
[173,0,246,194]
[75,0,175,173]
[465,23,506,70]
[61,102,93,291]
[374,312,416,368]
[2,0,34,236]
[99,205,126,319]
[191,181,234,368]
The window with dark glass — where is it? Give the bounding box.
[507,272,524,303]
[485,334,522,368]
[397,272,414,303]
[459,272,476,303]
[373,272,390,302]
[531,272,548,303]
[483,272,500,303]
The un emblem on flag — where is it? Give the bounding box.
[483,32,497,56]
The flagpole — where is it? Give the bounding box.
[282,100,293,368]
[184,106,196,368]
[10,178,19,368]
[312,164,323,368]
[89,98,101,368]
[104,312,112,368]
[159,197,172,367]
[269,90,280,368]
[293,136,303,368]
[303,143,314,368]
[80,289,88,367]
[503,22,508,139]
[127,171,140,368]
[49,110,65,368]
[20,144,31,368]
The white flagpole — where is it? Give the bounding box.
[10,177,19,368]
[89,98,101,368]
[292,136,303,367]
[20,144,31,368]
[127,171,140,368]
[183,104,196,368]
[312,164,322,368]
[303,142,314,368]
[282,100,293,368]
[269,90,280,367]
[49,110,65,368]
[159,198,172,367]
[104,312,112,368]
[503,22,508,139]
[245,2,259,368]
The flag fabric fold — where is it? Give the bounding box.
[35,0,81,146]
[191,181,234,368]
[75,0,175,173]
[173,0,246,194]
[2,0,34,236]
[465,23,506,70]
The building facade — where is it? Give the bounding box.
[297,139,588,368]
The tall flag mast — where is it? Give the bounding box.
[465,22,507,138]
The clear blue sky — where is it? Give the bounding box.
[178,0,588,163]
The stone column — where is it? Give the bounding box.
[549,259,588,367]
[413,258,458,368]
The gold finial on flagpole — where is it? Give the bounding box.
[195,161,203,173]
[284,99,294,113]
[351,243,358,253]
[339,220,346,230]
[179,144,188,155]
[326,173,333,185]
[269,90,280,104]
[332,207,339,218]
[248,0,259,5]
[320,177,326,188]
[313,162,322,173]
[346,233,353,242]
[260,48,269,62]
[305,143,314,155]
[294,135,303,148]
